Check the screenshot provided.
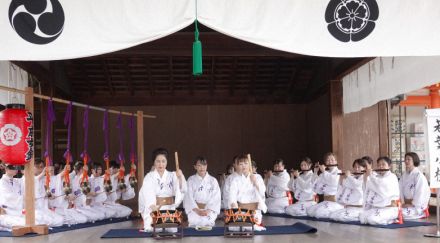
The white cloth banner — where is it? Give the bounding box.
[0,62,28,105]
[425,109,440,188]
[343,57,440,114]
[0,0,194,60]
[3,0,440,60]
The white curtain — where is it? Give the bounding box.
[343,57,440,114]
[3,1,440,60]
[0,62,28,105]
[0,0,194,60]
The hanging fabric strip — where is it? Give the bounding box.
[128,114,137,187]
[63,101,73,186]
[116,112,124,165]
[103,109,109,160]
[81,106,90,185]
[44,99,56,194]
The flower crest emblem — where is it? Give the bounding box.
[325,0,379,42]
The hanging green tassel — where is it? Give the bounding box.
[193,20,203,76]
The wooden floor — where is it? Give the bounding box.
[2,216,439,243]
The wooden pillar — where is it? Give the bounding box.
[137,111,145,187]
[378,101,389,156]
[330,80,344,169]
[13,87,48,236]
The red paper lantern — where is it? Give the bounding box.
[0,104,33,165]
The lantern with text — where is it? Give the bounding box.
[0,104,33,165]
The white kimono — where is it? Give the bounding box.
[0,174,25,231]
[184,173,221,228]
[285,171,317,216]
[229,173,267,227]
[30,176,64,227]
[399,167,430,220]
[266,170,290,214]
[222,172,240,209]
[89,175,117,219]
[102,174,135,218]
[138,170,187,231]
[329,175,364,222]
[307,167,343,218]
[48,174,88,225]
[360,171,400,225]
[71,174,106,222]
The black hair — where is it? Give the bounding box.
[152,148,169,162]
[353,158,367,168]
[73,161,84,172]
[194,156,207,165]
[34,158,44,166]
[109,160,119,168]
[405,152,421,167]
[93,162,103,170]
[301,157,313,166]
[361,156,373,165]
[273,159,284,166]
[377,156,392,166]
[323,152,336,164]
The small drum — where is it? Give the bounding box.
[151,210,182,225]
[224,208,255,224]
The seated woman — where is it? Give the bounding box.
[360,156,400,225]
[138,148,187,232]
[307,152,343,218]
[399,152,430,220]
[265,159,291,214]
[228,154,266,231]
[184,156,221,229]
[285,157,317,216]
[329,158,366,222]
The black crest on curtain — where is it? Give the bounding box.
[9,0,65,45]
[325,0,379,42]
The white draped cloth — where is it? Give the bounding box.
[265,170,290,214]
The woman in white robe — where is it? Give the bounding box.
[48,164,88,226]
[0,165,25,231]
[399,152,430,220]
[307,153,343,218]
[285,157,317,216]
[184,157,221,229]
[330,159,367,222]
[360,156,400,225]
[138,148,187,232]
[265,159,291,214]
[229,155,266,231]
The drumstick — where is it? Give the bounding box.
[175,151,180,172]
[247,154,253,174]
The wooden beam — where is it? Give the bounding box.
[25,87,36,226]
[98,32,303,58]
[210,57,215,96]
[330,80,344,169]
[78,62,94,97]
[137,110,145,189]
[145,58,154,96]
[124,59,135,96]
[78,95,292,106]
[102,59,115,96]
[229,58,237,96]
[169,57,174,95]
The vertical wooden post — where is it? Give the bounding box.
[40,100,47,158]
[330,80,344,169]
[13,87,48,236]
[24,87,36,226]
[137,111,144,188]
[378,100,389,156]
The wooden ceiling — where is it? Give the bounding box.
[21,25,368,106]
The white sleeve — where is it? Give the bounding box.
[173,172,185,208]
[122,174,135,200]
[412,173,431,209]
[183,177,198,214]
[138,174,156,216]
[228,178,238,208]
